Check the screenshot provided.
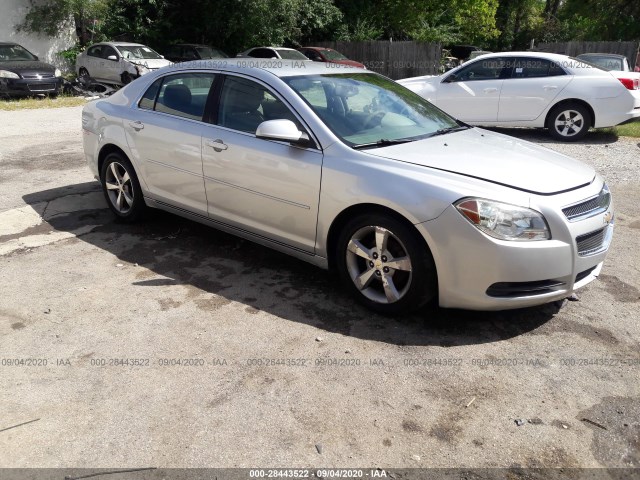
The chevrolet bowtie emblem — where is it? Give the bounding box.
[603,212,612,225]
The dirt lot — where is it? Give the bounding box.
[0,106,639,471]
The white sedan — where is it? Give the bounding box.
[398,52,640,141]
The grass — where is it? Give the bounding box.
[613,122,640,138]
[0,95,87,111]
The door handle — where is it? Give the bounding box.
[483,87,498,93]
[543,85,558,90]
[206,139,228,152]
[128,121,144,131]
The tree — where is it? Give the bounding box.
[18,0,110,46]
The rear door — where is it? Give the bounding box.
[201,74,323,252]
[498,57,572,122]
[124,72,216,215]
[436,57,510,122]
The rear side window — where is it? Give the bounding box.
[144,73,215,120]
[510,58,566,78]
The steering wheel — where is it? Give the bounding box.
[362,111,386,130]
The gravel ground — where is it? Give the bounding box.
[0,107,639,472]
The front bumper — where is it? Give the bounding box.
[0,76,63,96]
[418,186,614,310]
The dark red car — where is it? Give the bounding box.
[298,47,365,69]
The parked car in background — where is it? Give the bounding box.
[298,47,365,68]
[576,52,640,90]
[76,42,172,86]
[466,50,493,62]
[164,44,228,63]
[399,51,640,141]
[576,53,631,72]
[82,60,613,315]
[0,42,63,97]
[237,47,309,61]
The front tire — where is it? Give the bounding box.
[100,153,146,222]
[336,214,437,315]
[547,103,591,141]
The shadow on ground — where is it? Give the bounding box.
[22,182,562,347]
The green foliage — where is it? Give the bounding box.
[15,0,640,60]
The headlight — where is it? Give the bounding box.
[54,68,62,77]
[455,198,550,241]
[0,70,20,79]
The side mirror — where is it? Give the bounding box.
[256,119,309,145]
[107,55,118,61]
[443,73,457,83]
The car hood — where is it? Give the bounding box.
[126,58,172,69]
[0,60,56,75]
[365,128,595,194]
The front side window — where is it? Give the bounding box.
[285,73,460,148]
[448,58,508,82]
[140,73,215,120]
[249,48,276,59]
[102,46,118,60]
[87,46,103,58]
[217,76,300,133]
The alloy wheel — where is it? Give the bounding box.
[104,161,134,214]
[345,225,413,304]
[554,109,585,137]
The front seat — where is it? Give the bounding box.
[223,86,265,133]
[159,83,193,117]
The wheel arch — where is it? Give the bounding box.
[325,203,437,274]
[545,98,595,128]
[98,143,132,180]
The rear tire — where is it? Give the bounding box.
[100,153,146,222]
[547,103,591,141]
[335,214,437,315]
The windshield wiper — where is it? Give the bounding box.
[352,138,414,150]
[430,125,471,137]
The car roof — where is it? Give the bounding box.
[171,43,210,48]
[0,42,21,46]
[479,51,572,61]
[90,42,148,48]
[577,53,626,58]
[167,58,366,78]
[303,47,333,51]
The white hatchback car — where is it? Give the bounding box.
[399,52,640,141]
[76,42,172,86]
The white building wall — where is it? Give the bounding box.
[0,0,76,68]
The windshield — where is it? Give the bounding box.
[284,73,461,148]
[277,49,308,61]
[117,45,162,60]
[196,47,227,59]
[0,44,38,61]
[323,49,348,61]
[577,55,624,71]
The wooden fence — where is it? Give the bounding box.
[313,41,441,79]
[537,41,640,69]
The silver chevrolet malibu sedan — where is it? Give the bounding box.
[81,60,614,315]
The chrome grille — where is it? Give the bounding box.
[22,73,55,79]
[576,228,606,256]
[562,186,610,221]
[28,83,56,92]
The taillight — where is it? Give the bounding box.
[618,77,639,90]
